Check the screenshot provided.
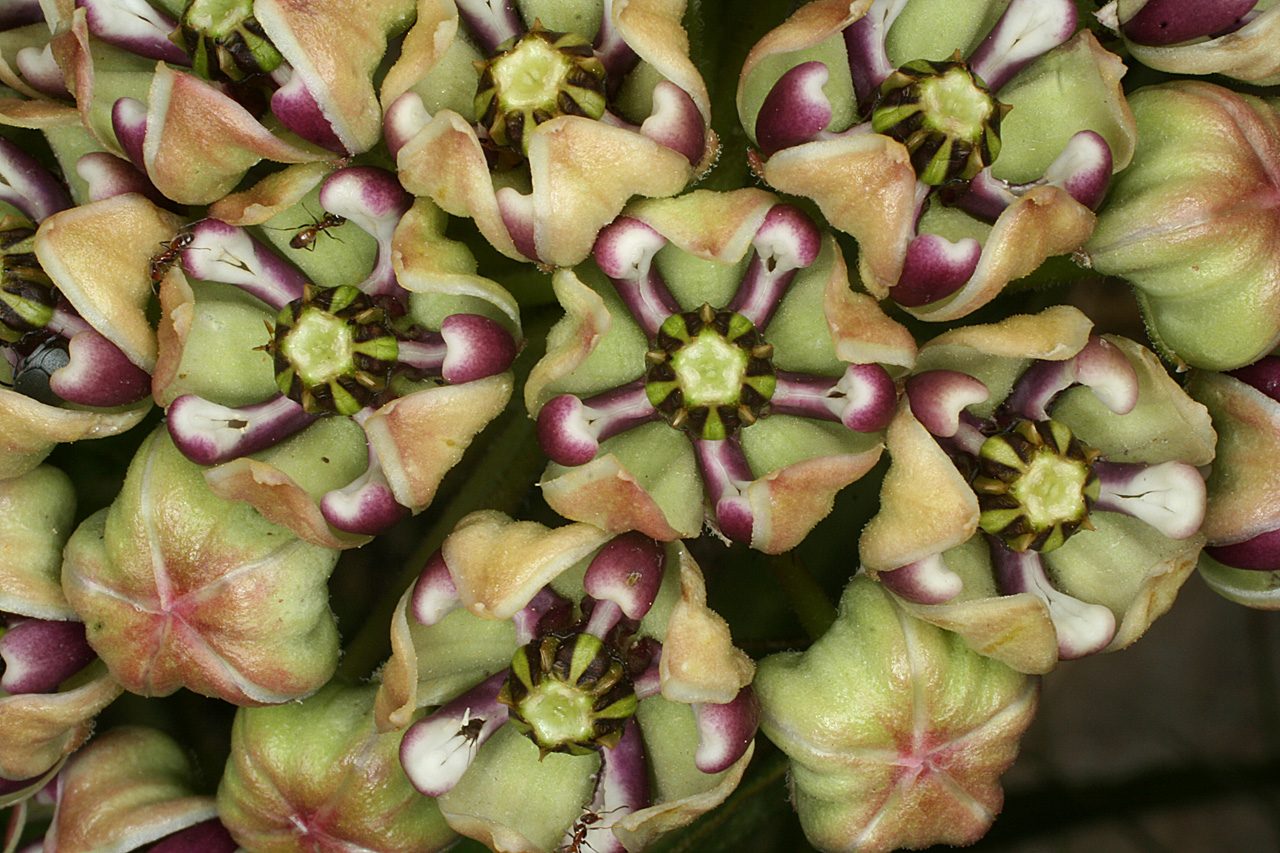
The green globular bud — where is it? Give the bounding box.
[974,419,1101,553]
[644,304,776,440]
[0,218,56,343]
[474,23,608,156]
[871,54,1006,186]
[180,0,285,83]
[498,632,638,757]
[271,284,400,416]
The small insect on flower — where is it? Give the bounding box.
[289,212,346,251]
[149,228,196,283]
[558,807,623,853]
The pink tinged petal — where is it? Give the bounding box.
[75,152,165,206]
[728,204,821,330]
[755,62,833,158]
[1093,460,1207,540]
[166,393,317,466]
[844,0,911,108]
[632,650,662,700]
[691,686,760,774]
[146,818,239,853]
[383,92,430,161]
[583,532,667,621]
[410,551,462,627]
[400,671,510,797]
[960,131,1113,221]
[0,618,96,694]
[48,329,151,406]
[593,217,677,337]
[594,0,640,91]
[14,44,69,98]
[111,97,149,173]
[892,232,982,308]
[494,186,538,263]
[905,370,991,439]
[439,314,518,384]
[1120,0,1256,45]
[878,553,964,604]
[640,81,706,165]
[77,0,188,65]
[319,166,414,297]
[454,0,523,54]
[319,449,410,536]
[1006,335,1138,420]
[512,587,574,644]
[0,137,71,223]
[570,719,650,853]
[536,383,661,467]
[182,219,307,309]
[270,69,348,155]
[694,437,755,545]
[968,0,1079,93]
[991,543,1116,660]
[1205,527,1280,572]
[770,363,897,433]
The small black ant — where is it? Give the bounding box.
[149,229,195,283]
[558,806,624,853]
[289,212,346,251]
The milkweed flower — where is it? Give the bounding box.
[1096,0,1280,84]
[738,0,1136,320]
[527,189,915,552]
[155,164,520,546]
[383,0,718,267]
[377,511,758,853]
[860,306,1215,673]
[756,575,1037,853]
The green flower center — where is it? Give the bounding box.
[0,218,55,343]
[180,0,284,83]
[270,284,400,416]
[475,25,608,155]
[871,55,1005,186]
[974,419,1101,553]
[499,633,637,757]
[645,304,776,441]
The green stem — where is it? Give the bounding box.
[767,551,836,642]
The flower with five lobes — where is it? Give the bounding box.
[155,164,521,547]
[383,0,718,267]
[738,0,1136,320]
[860,306,1215,674]
[528,189,916,553]
[377,511,759,853]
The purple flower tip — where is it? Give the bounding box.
[439,314,518,384]
[1227,356,1280,404]
[905,370,991,438]
[640,81,707,165]
[537,394,602,467]
[320,478,410,536]
[384,93,431,161]
[48,330,151,407]
[692,687,760,774]
[753,204,822,273]
[756,61,833,158]
[583,533,667,621]
[0,617,96,694]
[166,394,316,466]
[893,233,982,308]
[1206,527,1280,572]
[411,551,462,627]
[878,554,964,605]
[400,673,509,797]
[1120,0,1255,45]
[593,217,667,280]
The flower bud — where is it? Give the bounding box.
[756,575,1037,853]
[218,682,456,853]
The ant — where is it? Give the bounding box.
[149,228,196,283]
[289,211,346,251]
[558,806,624,853]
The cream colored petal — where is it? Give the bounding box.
[0,390,149,480]
[822,243,917,369]
[737,0,871,108]
[526,116,694,268]
[625,188,776,264]
[365,374,514,510]
[151,270,192,406]
[613,0,711,120]
[539,453,695,542]
[373,586,419,732]
[441,510,612,620]
[525,268,612,415]
[763,135,916,298]
[747,447,884,555]
[660,544,754,703]
[0,96,80,129]
[1108,537,1202,653]
[922,304,1092,362]
[1127,7,1280,85]
[860,404,979,572]
[380,0,459,109]
[0,670,122,783]
[896,593,1060,675]
[207,162,334,226]
[35,194,179,371]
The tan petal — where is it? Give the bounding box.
[441,510,612,620]
[748,447,883,554]
[922,304,1093,362]
[540,453,695,542]
[896,593,1060,675]
[613,0,712,123]
[380,0,460,109]
[763,135,916,298]
[151,270,193,406]
[625,188,776,263]
[1127,6,1280,85]
[203,459,370,550]
[0,670,121,782]
[0,390,149,480]
[525,117,694,267]
[822,242,917,368]
[365,374,514,511]
[48,12,104,149]
[739,0,869,90]
[396,110,524,261]
[611,742,754,850]
[144,65,330,205]
[660,544,754,703]
[860,404,979,572]
[524,268,612,414]
[35,194,180,371]
[207,162,334,226]
[373,587,420,732]
[1107,536,1202,653]
[906,187,1098,323]
[0,96,80,129]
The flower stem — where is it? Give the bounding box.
[766,551,836,642]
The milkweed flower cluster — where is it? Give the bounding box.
[5,0,1280,851]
